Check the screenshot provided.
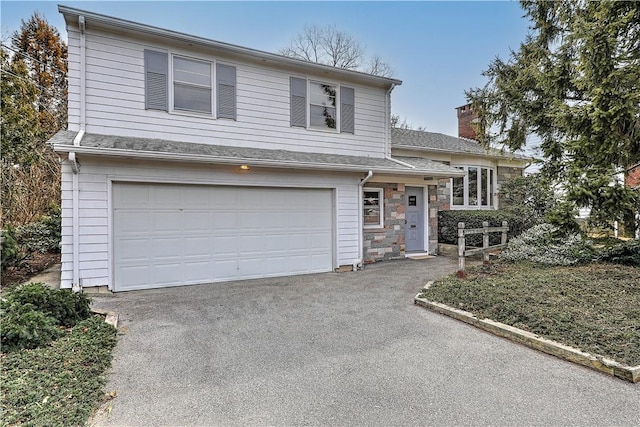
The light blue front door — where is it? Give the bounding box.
[405,187,424,252]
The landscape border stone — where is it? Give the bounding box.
[91,308,119,329]
[414,282,639,383]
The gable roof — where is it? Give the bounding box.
[50,131,465,178]
[58,5,402,89]
[391,127,530,161]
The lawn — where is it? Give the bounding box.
[419,262,640,366]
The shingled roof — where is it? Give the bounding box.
[391,127,529,160]
[50,131,465,177]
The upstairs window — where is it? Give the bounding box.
[451,166,494,209]
[173,56,212,114]
[309,82,337,130]
[144,50,236,119]
[290,77,354,133]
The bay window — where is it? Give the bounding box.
[451,166,495,209]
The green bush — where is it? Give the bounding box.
[3,282,91,327]
[595,239,640,267]
[1,283,92,352]
[499,223,595,266]
[438,210,530,246]
[15,209,62,253]
[1,225,21,272]
[0,302,63,353]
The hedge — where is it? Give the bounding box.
[438,210,531,246]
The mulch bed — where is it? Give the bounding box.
[1,252,60,289]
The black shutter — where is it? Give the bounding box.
[217,63,236,119]
[341,86,354,134]
[290,77,307,127]
[144,50,168,111]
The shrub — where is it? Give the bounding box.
[438,210,530,246]
[1,225,21,272]
[595,239,640,267]
[0,283,92,352]
[3,282,91,327]
[14,209,62,253]
[500,223,595,266]
[0,302,63,353]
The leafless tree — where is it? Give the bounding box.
[280,25,393,77]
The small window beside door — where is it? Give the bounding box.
[363,188,384,229]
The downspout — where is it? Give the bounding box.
[384,83,397,158]
[354,170,373,271]
[70,15,86,292]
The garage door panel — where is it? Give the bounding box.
[183,211,212,232]
[116,238,149,262]
[184,237,211,256]
[116,211,150,233]
[114,183,333,291]
[153,212,181,232]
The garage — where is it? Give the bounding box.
[113,182,334,291]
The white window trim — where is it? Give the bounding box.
[450,166,497,210]
[169,53,215,118]
[363,187,384,229]
[308,80,340,133]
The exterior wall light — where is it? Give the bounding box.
[239,164,250,171]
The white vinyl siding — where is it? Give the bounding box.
[66,27,387,158]
[59,158,361,289]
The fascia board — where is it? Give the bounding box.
[53,144,464,178]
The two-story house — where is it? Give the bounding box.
[51,6,469,292]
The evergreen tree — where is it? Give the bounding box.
[467,0,640,233]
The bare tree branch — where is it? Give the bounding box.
[280,25,392,77]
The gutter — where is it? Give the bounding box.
[355,170,374,271]
[52,144,463,177]
[70,15,86,292]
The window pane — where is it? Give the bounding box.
[310,82,336,107]
[452,176,464,206]
[174,83,211,113]
[173,57,211,86]
[489,169,494,206]
[310,105,337,129]
[363,190,381,226]
[468,167,478,206]
[481,168,488,206]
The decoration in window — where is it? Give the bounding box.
[309,82,337,130]
[363,189,383,228]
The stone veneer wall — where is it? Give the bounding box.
[363,183,406,263]
[497,166,524,208]
[430,179,451,254]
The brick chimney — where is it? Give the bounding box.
[456,104,478,141]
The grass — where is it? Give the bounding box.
[1,316,117,426]
[419,262,640,366]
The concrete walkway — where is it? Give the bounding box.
[90,257,639,426]
[20,263,61,289]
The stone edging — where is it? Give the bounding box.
[91,308,119,329]
[414,283,640,383]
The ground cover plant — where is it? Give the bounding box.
[419,262,640,366]
[1,283,117,426]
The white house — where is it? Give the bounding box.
[51,6,473,292]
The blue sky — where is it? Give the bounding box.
[1,1,530,137]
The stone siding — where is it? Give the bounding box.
[626,164,640,189]
[363,183,405,263]
[497,166,524,208]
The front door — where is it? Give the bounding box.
[405,187,424,252]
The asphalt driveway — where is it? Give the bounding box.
[91,257,640,426]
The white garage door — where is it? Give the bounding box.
[113,183,333,291]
